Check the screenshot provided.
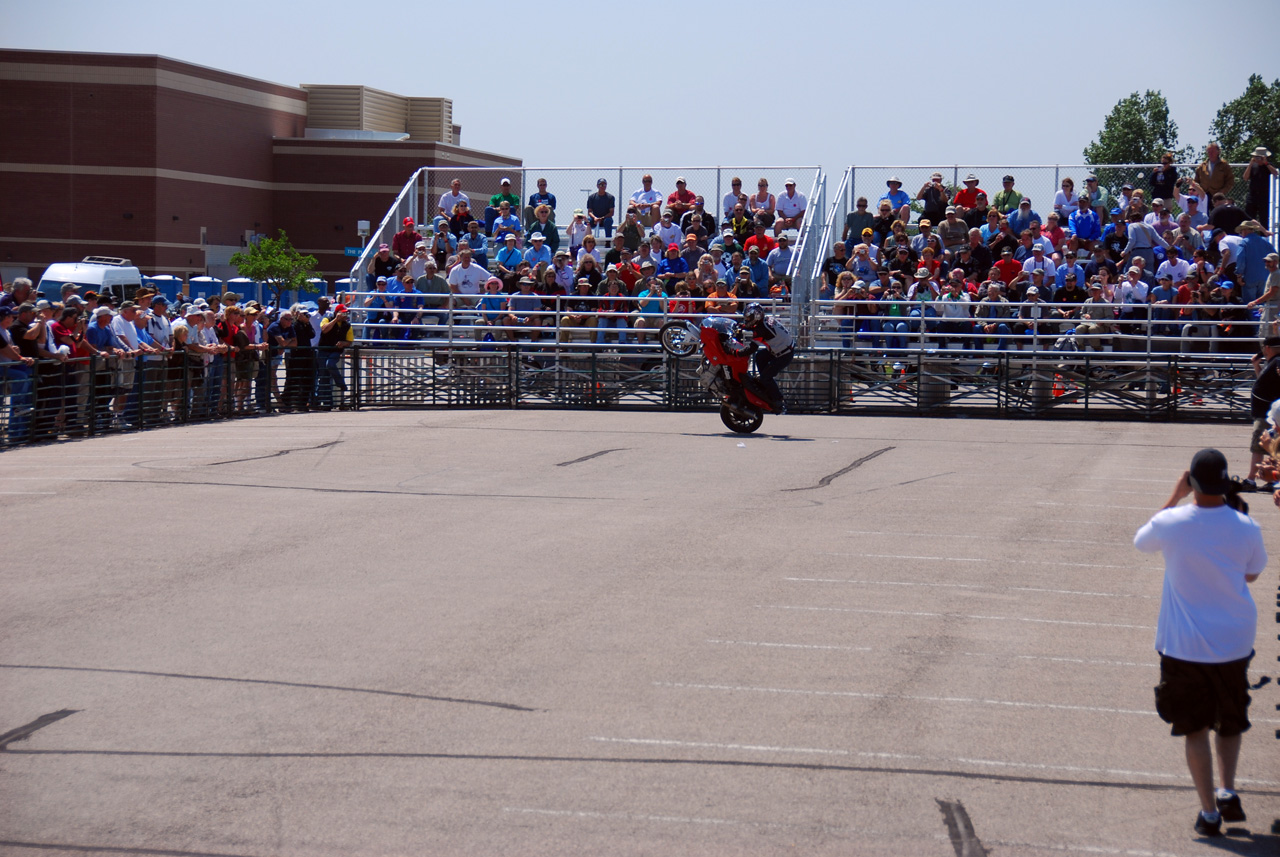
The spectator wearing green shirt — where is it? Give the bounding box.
[992,175,1023,215]
[485,177,520,234]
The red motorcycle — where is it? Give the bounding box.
[659,316,780,434]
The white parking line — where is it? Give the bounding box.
[1037,501,1153,511]
[503,805,930,840]
[845,530,1121,546]
[765,605,1155,630]
[505,806,738,826]
[706,641,1157,668]
[653,682,1280,726]
[828,553,1137,569]
[585,736,1280,788]
[654,681,1157,716]
[980,840,1185,857]
[705,639,873,652]
[784,577,1156,599]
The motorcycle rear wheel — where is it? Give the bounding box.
[659,321,699,358]
[720,403,764,434]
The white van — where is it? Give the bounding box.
[38,256,143,303]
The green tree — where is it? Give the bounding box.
[1083,90,1194,166]
[228,230,319,308]
[1208,74,1280,164]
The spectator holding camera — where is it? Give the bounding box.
[1134,449,1264,838]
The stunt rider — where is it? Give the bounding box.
[699,315,758,410]
[739,302,794,411]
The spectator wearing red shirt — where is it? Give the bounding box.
[666,177,697,221]
[743,222,777,258]
[954,173,986,209]
[614,248,641,294]
[392,218,422,260]
[994,246,1023,286]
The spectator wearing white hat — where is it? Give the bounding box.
[774,178,806,236]
[953,173,986,209]
[1245,252,1280,337]
[878,176,910,218]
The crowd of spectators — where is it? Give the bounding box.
[823,147,1280,353]
[359,173,807,343]
[0,279,355,443]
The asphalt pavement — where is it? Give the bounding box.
[1,409,1277,856]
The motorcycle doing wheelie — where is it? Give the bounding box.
[658,315,782,433]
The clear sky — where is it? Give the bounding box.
[5,0,1280,172]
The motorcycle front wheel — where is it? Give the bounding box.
[720,403,764,434]
[659,321,699,358]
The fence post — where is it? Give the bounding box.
[351,345,361,409]
[590,348,599,408]
[508,346,518,407]
[715,167,721,228]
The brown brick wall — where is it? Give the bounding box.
[0,50,519,283]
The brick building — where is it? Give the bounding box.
[0,49,521,286]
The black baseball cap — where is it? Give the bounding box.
[1188,449,1231,495]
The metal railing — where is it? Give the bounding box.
[3,341,1257,449]
[348,346,1258,422]
[339,291,788,351]
[0,348,356,449]
[801,167,850,345]
[808,297,1270,356]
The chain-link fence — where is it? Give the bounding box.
[838,164,1270,227]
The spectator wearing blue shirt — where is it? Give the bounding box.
[1068,196,1102,245]
[878,176,911,214]
[393,278,425,339]
[1235,220,1273,304]
[744,247,771,297]
[1007,198,1042,237]
[656,245,690,293]
[462,221,488,270]
[765,235,794,279]
[491,201,523,245]
[1054,256,1089,297]
[526,177,556,227]
[495,234,524,287]
[523,234,552,268]
[475,276,508,331]
[86,308,125,353]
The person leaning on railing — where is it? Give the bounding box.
[1072,281,1114,351]
[594,277,630,346]
[630,278,667,345]
[503,277,545,342]
[0,305,36,442]
[556,278,597,344]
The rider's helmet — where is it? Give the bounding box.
[742,302,765,327]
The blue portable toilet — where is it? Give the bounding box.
[188,276,223,302]
[142,274,182,303]
[334,278,356,301]
[224,277,259,305]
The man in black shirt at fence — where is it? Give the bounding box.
[1245,336,1280,488]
